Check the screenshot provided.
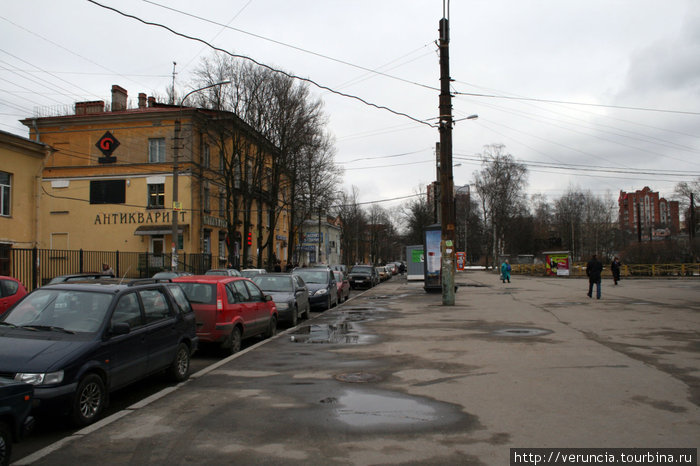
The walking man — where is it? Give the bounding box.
[611,257,621,285]
[586,254,603,299]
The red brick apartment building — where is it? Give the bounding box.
[618,187,680,240]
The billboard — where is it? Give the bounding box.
[546,253,570,276]
[424,225,442,291]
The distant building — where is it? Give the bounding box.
[618,187,680,240]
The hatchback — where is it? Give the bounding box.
[0,279,198,426]
[253,274,310,327]
[292,268,337,310]
[0,277,27,316]
[174,276,278,354]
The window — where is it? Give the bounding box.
[139,289,171,323]
[219,150,225,171]
[148,183,165,208]
[149,138,166,163]
[232,280,250,302]
[90,180,126,204]
[111,293,143,328]
[203,230,211,254]
[0,171,10,216]
[218,192,226,215]
[203,184,210,213]
[203,143,210,168]
[244,281,263,302]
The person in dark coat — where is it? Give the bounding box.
[586,254,603,299]
[610,257,621,285]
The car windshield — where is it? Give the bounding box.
[294,270,328,284]
[351,266,372,274]
[205,270,227,276]
[2,289,112,333]
[241,270,262,278]
[253,276,292,292]
[176,283,216,304]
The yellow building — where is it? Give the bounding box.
[21,85,290,274]
[0,130,54,275]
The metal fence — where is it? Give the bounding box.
[511,262,700,278]
[10,248,212,291]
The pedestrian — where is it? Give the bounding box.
[611,257,621,285]
[586,254,603,299]
[500,259,511,283]
[274,261,282,272]
[102,263,114,276]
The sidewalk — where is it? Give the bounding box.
[17,271,700,465]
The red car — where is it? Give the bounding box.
[333,271,350,303]
[174,276,277,354]
[0,276,28,316]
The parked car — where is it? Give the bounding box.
[0,377,34,466]
[333,271,350,303]
[292,268,338,310]
[241,269,267,279]
[0,277,28,316]
[204,269,242,277]
[0,279,198,426]
[385,263,398,275]
[252,273,310,327]
[152,271,193,280]
[46,273,114,285]
[173,276,277,354]
[375,267,387,282]
[348,265,379,289]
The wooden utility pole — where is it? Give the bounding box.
[438,16,455,305]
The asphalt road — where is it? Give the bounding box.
[13,273,700,465]
[11,285,365,463]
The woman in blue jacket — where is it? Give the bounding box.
[500,259,511,283]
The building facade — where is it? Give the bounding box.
[20,85,290,273]
[618,187,680,240]
[0,130,54,275]
[297,216,342,266]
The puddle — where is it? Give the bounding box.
[335,390,439,428]
[332,390,473,432]
[290,322,373,344]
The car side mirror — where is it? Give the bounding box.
[110,322,131,336]
[265,294,273,302]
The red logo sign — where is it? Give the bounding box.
[96,131,120,163]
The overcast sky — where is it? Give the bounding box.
[2,0,699,209]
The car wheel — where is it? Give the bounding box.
[225,327,242,355]
[71,373,106,427]
[264,316,277,339]
[168,342,190,382]
[0,420,11,466]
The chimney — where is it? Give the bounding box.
[148,96,156,107]
[75,101,105,115]
[138,93,147,109]
[111,85,128,112]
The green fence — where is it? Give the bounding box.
[510,262,700,278]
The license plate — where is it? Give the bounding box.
[355,279,364,283]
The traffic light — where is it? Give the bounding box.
[246,231,252,246]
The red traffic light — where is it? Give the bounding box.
[246,231,252,246]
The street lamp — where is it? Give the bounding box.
[171,81,231,270]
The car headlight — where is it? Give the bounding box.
[276,302,290,310]
[15,370,64,385]
[314,288,327,296]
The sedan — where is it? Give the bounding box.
[292,268,337,310]
[333,271,350,303]
[252,274,310,327]
[241,269,267,279]
[174,276,277,354]
[0,276,27,316]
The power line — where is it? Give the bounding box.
[87,0,435,128]
[454,89,700,116]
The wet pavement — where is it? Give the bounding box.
[14,271,700,465]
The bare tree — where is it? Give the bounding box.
[472,144,528,267]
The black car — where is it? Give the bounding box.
[0,279,198,426]
[292,267,337,310]
[348,265,379,289]
[0,378,34,466]
[252,273,310,327]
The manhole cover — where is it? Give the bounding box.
[492,328,552,337]
[335,372,382,383]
